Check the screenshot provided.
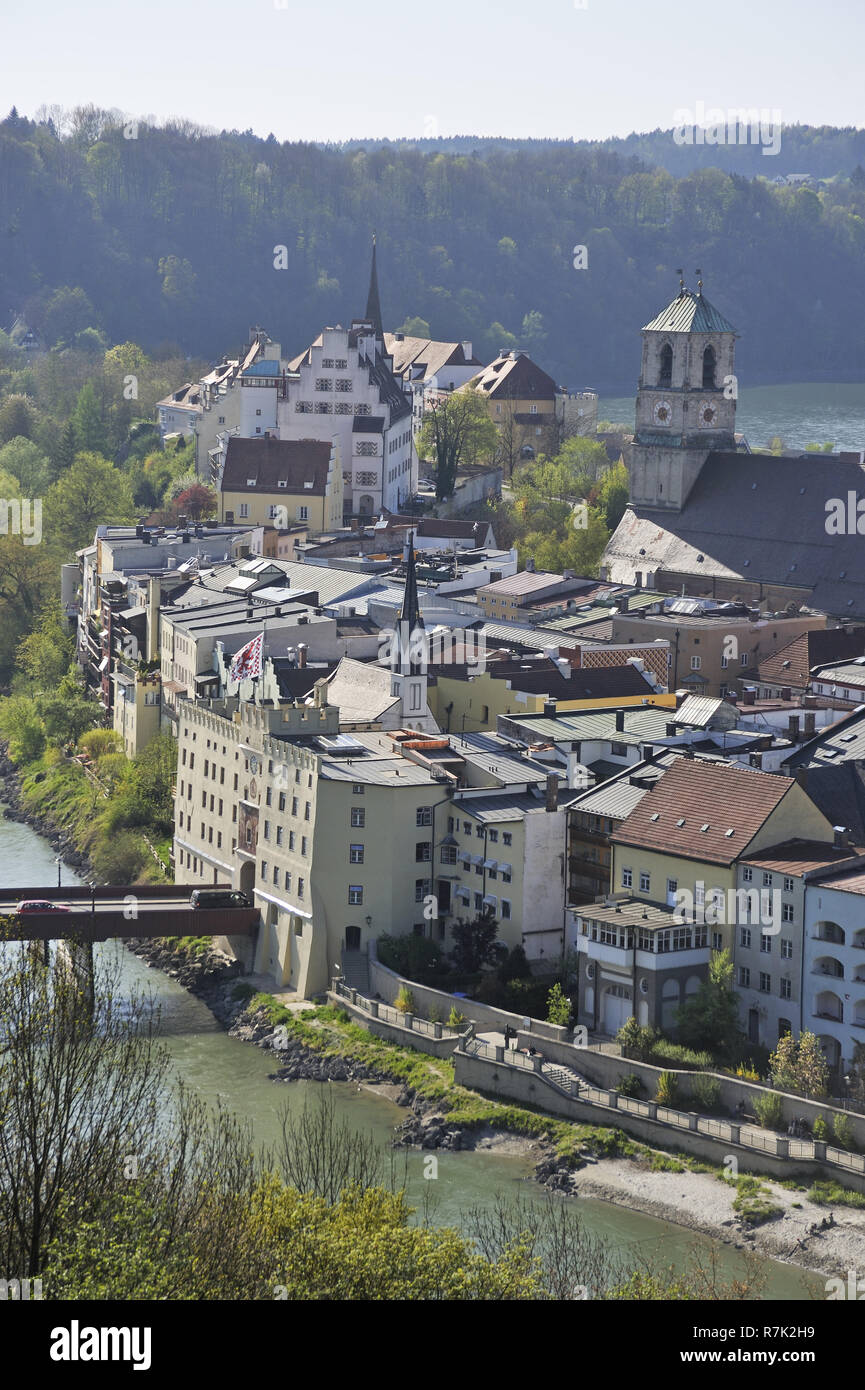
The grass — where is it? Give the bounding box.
[727,1174,783,1226]
[808,1180,865,1209]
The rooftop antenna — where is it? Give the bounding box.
[695,268,703,294]
[676,267,684,295]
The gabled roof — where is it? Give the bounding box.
[384,335,482,381]
[470,351,560,401]
[758,629,865,687]
[612,755,796,864]
[643,288,736,335]
[221,437,333,496]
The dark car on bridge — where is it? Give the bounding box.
[15,899,70,913]
[189,888,252,909]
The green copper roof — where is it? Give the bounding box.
[643,289,736,335]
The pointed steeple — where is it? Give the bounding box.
[396,531,425,676]
[365,231,383,336]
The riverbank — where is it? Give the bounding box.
[131,947,858,1284]
[0,747,91,877]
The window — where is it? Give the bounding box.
[263,820,271,840]
[503,832,512,846]
[297,877,305,898]
[489,829,498,842]
[315,378,332,391]
[476,826,485,839]
[289,831,295,851]
[348,885,363,905]
[298,507,308,521]
[350,844,364,864]
[352,784,364,795]
[667,878,677,896]
[272,868,279,888]
[622,867,633,888]
[759,972,771,993]
[639,871,650,892]
[336,378,352,392]
[780,978,792,999]
[781,938,793,959]
[301,836,308,856]
[611,741,627,757]
[261,861,268,881]
[416,807,432,827]
[314,401,332,414]
[782,903,794,922]
[783,876,794,893]
[416,843,431,862]
[304,802,311,821]
[474,892,484,911]
[440,845,457,864]
[278,792,286,812]
[740,927,751,948]
[738,967,750,988]
[501,899,511,919]
[742,866,753,883]
[415,879,429,902]
[690,655,701,671]
[720,654,729,669]
[712,932,723,951]
[740,653,750,667]
[762,872,772,887]
[239,503,249,518]
[351,808,365,828]
[291,797,298,816]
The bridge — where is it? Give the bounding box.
[0,884,261,942]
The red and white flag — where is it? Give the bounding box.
[229,632,264,683]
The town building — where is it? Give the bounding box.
[217,436,343,535]
[384,333,484,436]
[469,349,597,463]
[603,274,865,619]
[751,627,865,701]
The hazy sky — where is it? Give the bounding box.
[2,0,862,143]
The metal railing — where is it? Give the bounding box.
[456,1037,865,1178]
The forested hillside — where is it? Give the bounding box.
[1,108,864,391]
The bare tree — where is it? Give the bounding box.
[275,1087,405,1205]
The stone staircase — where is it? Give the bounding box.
[340,948,370,995]
[541,1061,584,1099]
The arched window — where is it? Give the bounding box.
[658,343,673,385]
[702,345,716,389]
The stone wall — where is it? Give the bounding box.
[368,941,569,1043]
[454,1049,865,1195]
[326,990,460,1060]
[517,1030,865,1149]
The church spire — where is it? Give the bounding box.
[397,530,425,674]
[365,231,383,336]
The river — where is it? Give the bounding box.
[0,810,823,1299]
[600,381,865,453]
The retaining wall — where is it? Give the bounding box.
[326,990,459,1060]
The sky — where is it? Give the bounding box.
[1,0,863,144]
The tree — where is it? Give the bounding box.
[45,450,135,550]
[675,949,746,1062]
[70,381,109,456]
[169,482,218,521]
[546,981,572,1027]
[0,394,36,445]
[394,316,431,339]
[418,390,498,500]
[449,907,502,975]
[16,607,74,689]
[769,1029,829,1098]
[0,694,46,762]
[0,437,52,495]
[597,458,630,531]
[39,669,98,745]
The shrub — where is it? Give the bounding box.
[732,1175,782,1226]
[655,1071,679,1106]
[497,944,531,983]
[377,933,447,982]
[616,1074,643,1099]
[734,1061,761,1083]
[651,1040,714,1070]
[813,1113,829,1141]
[691,1074,722,1113]
[395,986,415,1014]
[753,1091,784,1131]
[447,1005,467,1030]
[89,829,147,883]
[616,1017,658,1062]
[427,1005,443,1024]
[808,1180,865,1209]
[831,1113,855,1151]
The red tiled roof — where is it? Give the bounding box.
[612,756,795,864]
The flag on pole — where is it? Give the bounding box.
[229,632,264,683]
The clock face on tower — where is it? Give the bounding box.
[653,399,672,426]
[698,400,718,429]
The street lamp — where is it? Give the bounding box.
[55,855,62,889]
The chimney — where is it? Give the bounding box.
[526,556,536,573]
[834,825,848,849]
[614,709,625,732]
[545,772,558,813]
[643,744,655,763]
[297,643,307,668]
[780,686,791,701]
[665,722,678,737]
[803,711,816,737]
[543,699,557,718]
[743,687,756,705]
[787,715,800,743]
[313,678,328,708]
[619,594,629,613]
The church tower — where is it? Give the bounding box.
[389,533,437,732]
[630,271,738,511]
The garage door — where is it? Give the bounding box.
[603,985,633,1036]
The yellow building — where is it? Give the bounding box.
[218,436,342,535]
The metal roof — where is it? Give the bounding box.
[643,289,736,335]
